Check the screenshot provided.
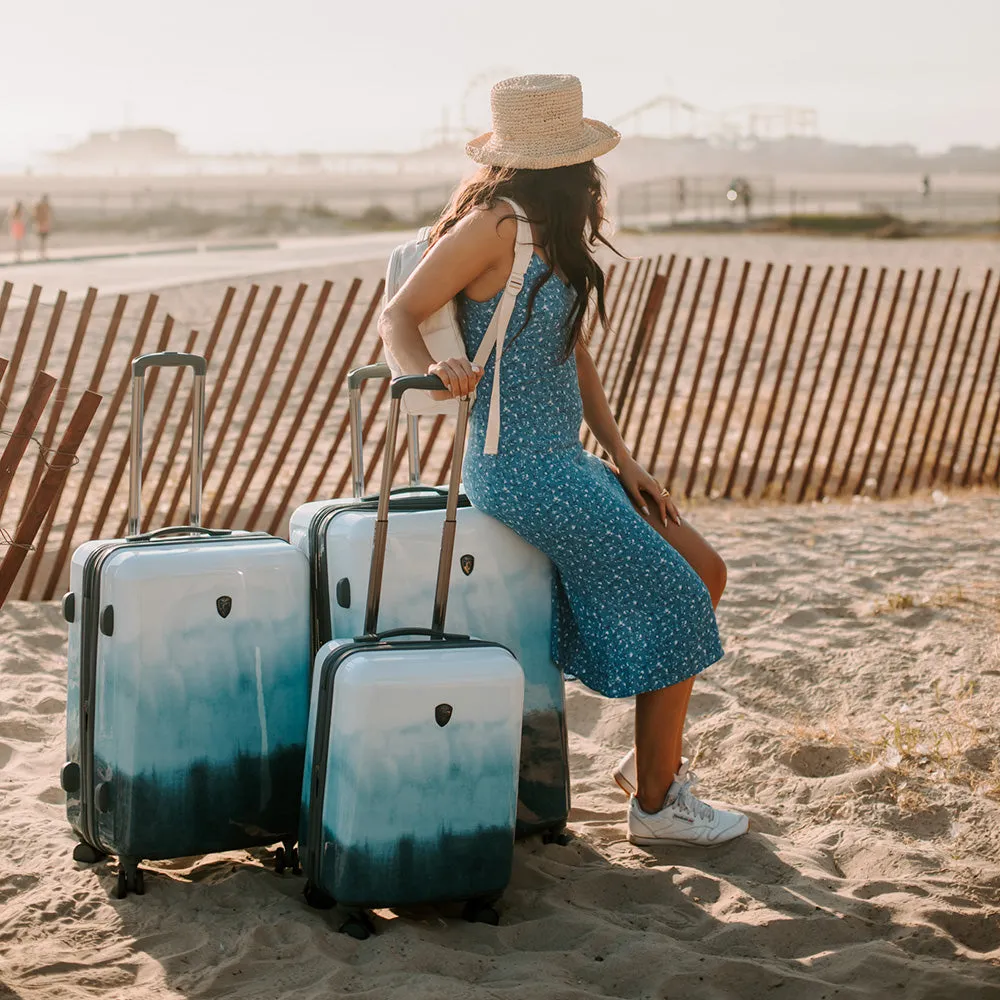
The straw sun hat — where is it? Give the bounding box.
[466,74,620,171]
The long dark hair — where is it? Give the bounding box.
[429,161,619,359]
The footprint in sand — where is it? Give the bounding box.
[852,880,930,900]
[925,908,1000,953]
[0,718,47,743]
[37,785,65,805]
[34,696,65,715]
[780,743,853,778]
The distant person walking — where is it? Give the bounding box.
[922,174,931,199]
[33,195,52,259]
[7,201,26,262]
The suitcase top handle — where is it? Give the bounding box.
[390,374,448,398]
[132,352,207,378]
[129,352,207,537]
[362,375,470,638]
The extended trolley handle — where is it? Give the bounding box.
[363,374,470,638]
[128,352,207,537]
[347,363,421,499]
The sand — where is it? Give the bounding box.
[2,490,1000,999]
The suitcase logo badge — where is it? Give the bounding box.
[460,554,475,576]
[434,703,453,727]
[216,595,233,619]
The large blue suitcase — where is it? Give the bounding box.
[61,352,312,898]
[289,364,570,842]
[299,376,524,936]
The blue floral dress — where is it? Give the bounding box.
[459,254,724,698]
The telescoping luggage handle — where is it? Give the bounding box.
[347,363,421,499]
[362,374,470,639]
[128,351,207,537]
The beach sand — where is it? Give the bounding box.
[2,491,999,999]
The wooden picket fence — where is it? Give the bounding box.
[0,252,997,603]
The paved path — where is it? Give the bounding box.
[0,233,402,304]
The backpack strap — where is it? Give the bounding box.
[472,196,533,455]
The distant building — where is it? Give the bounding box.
[48,128,186,172]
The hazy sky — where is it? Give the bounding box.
[2,0,997,162]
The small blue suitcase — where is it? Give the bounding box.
[299,375,524,937]
[61,352,312,897]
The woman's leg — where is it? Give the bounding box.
[633,509,727,812]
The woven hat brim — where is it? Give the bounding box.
[465,118,620,170]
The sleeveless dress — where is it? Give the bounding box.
[459,253,725,699]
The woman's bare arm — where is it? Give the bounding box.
[379,208,512,398]
[576,341,679,524]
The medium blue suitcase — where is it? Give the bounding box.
[289,364,570,842]
[299,376,524,937]
[61,352,312,897]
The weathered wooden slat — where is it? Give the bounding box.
[892,269,959,495]
[930,270,993,486]
[957,274,1000,486]
[0,285,42,430]
[669,257,728,492]
[911,290,970,490]
[631,257,690,461]
[762,266,834,495]
[203,283,307,527]
[254,280,361,533]
[689,260,750,498]
[706,262,772,498]
[649,258,709,477]
[0,372,57,507]
[40,296,159,600]
[162,285,257,526]
[743,265,810,498]
[0,390,102,609]
[89,308,170,540]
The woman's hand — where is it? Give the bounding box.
[428,357,483,400]
[612,455,682,526]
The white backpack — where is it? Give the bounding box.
[382,196,533,455]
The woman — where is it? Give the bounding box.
[380,75,747,846]
[7,201,26,262]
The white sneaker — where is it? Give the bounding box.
[627,763,748,847]
[613,749,689,797]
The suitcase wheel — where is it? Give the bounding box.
[542,829,573,847]
[339,911,375,940]
[274,844,301,876]
[303,881,336,910]
[114,861,144,899]
[461,898,500,926]
[72,842,107,865]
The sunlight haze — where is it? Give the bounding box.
[1,0,997,163]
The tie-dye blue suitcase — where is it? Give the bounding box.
[299,376,524,938]
[289,363,570,844]
[60,352,312,899]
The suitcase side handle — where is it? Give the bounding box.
[128,352,207,536]
[354,626,471,644]
[347,364,421,498]
[363,376,470,637]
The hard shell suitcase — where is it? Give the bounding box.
[300,376,524,936]
[61,352,312,897]
[289,363,570,842]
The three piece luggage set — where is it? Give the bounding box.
[60,351,572,938]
